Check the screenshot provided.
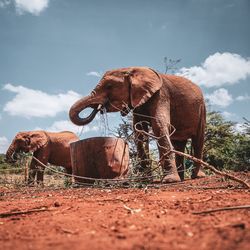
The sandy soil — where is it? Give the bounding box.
[0,175,249,250]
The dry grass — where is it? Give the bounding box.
[0,172,66,188]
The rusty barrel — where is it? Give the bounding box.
[70,137,129,183]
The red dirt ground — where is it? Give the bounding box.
[0,175,249,250]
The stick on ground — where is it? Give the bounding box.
[192,205,250,214]
[0,207,50,218]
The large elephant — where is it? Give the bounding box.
[5,131,79,184]
[69,67,206,183]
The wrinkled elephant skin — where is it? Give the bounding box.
[6,131,79,184]
[69,67,206,183]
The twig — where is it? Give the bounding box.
[0,207,50,218]
[96,198,128,203]
[123,204,141,214]
[172,150,250,189]
[192,205,250,215]
[214,222,245,229]
[59,227,78,234]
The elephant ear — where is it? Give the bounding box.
[129,67,162,108]
[29,131,48,152]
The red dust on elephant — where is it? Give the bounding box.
[5,130,79,184]
[69,67,206,183]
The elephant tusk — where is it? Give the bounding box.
[97,104,102,111]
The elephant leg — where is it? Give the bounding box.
[151,119,181,183]
[172,140,187,181]
[191,137,206,179]
[33,150,48,185]
[28,158,37,185]
[133,116,150,173]
[191,107,206,179]
[36,168,45,185]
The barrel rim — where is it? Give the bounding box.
[70,136,126,146]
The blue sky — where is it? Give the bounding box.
[0,0,250,153]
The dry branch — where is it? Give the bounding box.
[192,205,250,215]
[172,149,250,189]
[0,207,50,218]
[123,204,141,214]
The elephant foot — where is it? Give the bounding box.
[178,172,185,182]
[191,170,206,179]
[162,173,181,183]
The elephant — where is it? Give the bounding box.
[69,67,206,183]
[5,130,79,184]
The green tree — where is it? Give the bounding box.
[204,112,250,171]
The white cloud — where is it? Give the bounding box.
[205,88,233,107]
[178,52,250,88]
[0,136,9,154]
[86,71,102,77]
[234,123,245,134]
[221,111,238,120]
[236,94,250,101]
[0,0,49,15]
[3,83,81,118]
[15,0,49,15]
[35,120,99,136]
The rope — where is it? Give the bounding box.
[31,155,188,183]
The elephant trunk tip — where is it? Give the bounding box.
[5,145,17,163]
[69,101,102,126]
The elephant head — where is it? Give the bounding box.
[69,67,162,126]
[5,131,48,162]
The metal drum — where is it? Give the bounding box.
[70,137,129,183]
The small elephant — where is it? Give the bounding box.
[69,67,206,183]
[5,130,79,184]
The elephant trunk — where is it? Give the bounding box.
[5,143,17,162]
[69,95,103,126]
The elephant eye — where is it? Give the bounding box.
[106,83,113,90]
[25,138,30,145]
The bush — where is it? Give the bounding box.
[204,112,250,171]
